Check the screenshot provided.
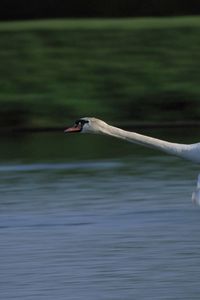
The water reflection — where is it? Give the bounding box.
[0,131,200,299]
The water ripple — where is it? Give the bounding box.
[0,160,122,172]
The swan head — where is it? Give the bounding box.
[64,117,108,134]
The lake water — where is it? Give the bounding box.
[1,129,200,300]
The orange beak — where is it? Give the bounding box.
[64,124,82,133]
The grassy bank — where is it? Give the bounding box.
[0,16,200,128]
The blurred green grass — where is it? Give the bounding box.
[0,16,200,128]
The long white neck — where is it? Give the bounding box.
[99,123,200,163]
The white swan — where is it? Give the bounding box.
[65,117,200,204]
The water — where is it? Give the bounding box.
[1,130,200,300]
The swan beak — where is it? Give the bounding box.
[64,124,82,133]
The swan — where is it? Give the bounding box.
[65,117,200,204]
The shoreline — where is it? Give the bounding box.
[2,121,200,134]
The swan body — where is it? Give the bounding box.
[65,117,200,163]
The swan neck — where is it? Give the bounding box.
[101,124,188,157]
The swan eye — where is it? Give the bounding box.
[75,119,89,127]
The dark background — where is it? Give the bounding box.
[1,0,200,21]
